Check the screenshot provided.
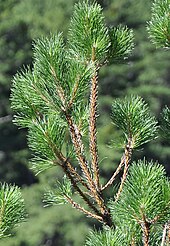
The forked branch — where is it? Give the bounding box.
[101,154,125,191]
[115,139,133,202]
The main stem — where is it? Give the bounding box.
[142,221,150,246]
[89,46,100,190]
[140,209,150,246]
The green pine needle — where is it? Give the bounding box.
[147,0,170,48]
[30,157,54,176]
[108,25,134,62]
[111,95,158,148]
[85,227,124,246]
[27,112,67,174]
[68,1,109,63]
[44,175,72,206]
[161,106,170,139]
[0,183,26,238]
[109,159,170,243]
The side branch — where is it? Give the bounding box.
[65,195,103,223]
[115,140,133,202]
[89,56,100,189]
[61,157,102,217]
[101,155,125,191]
[64,113,96,193]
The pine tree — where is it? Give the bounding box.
[10,0,170,245]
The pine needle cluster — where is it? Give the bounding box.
[0,183,26,239]
[147,0,170,48]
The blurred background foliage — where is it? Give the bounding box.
[0,0,169,245]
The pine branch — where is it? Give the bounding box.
[108,25,134,62]
[64,112,95,191]
[111,95,158,148]
[60,155,102,218]
[63,158,90,191]
[64,112,112,225]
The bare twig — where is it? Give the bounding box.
[61,158,102,217]
[89,70,100,189]
[101,154,125,191]
[115,139,133,202]
[65,195,103,223]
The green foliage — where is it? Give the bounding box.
[85,227,122,246]
[0,182,89,246]
[161,106,170,140]
[11,0,134,178]
[108,25,134,62]
[44,175,72,206]
[109,159,170,244]
[0,183,26,238]
[68,1,109,63]
[147,0,170,48]
[27,113,67,174]
[111,95,158,148]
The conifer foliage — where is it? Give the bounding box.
[0,183,26,239]
[147,0,170,48]
[11,0,170,245]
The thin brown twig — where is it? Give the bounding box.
[65,195,103,222]
[115,139,133,202]
[131,237,136,246]
[101,154,125,191]
[64,159,90,190]
[43,129,93,204]
[89,70,100,189]
[54,153,90,191]
[60,156,102,217]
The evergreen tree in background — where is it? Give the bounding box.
[10,0,170,245]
